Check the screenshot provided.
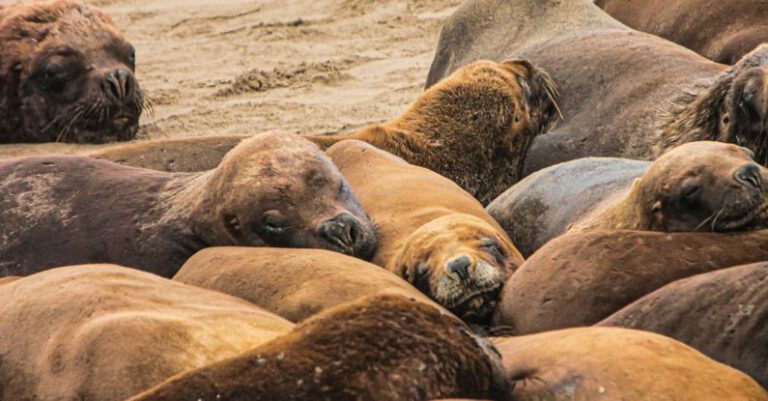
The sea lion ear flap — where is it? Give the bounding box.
[501,58,562,129]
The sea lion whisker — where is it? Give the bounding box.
[56,107,86,142]
[694,210,718,231]
[710,208,725,232]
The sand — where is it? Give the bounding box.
[0,0,461,158]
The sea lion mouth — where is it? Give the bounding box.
[445,286,502,323]
[717,199,768,231]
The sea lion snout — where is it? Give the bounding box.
[318,211,375,259]
[734,163,763,189]
[100,68,138,104]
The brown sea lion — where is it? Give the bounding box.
[128,294,510,401]
[427,0,768,174]
[326,140,524,324]
[173,247,439,322]
[597,0,768,64]
[308,59,559,204]
[0,132,376,277]
[488,141,768,256]
[492,229,768,334]
[0,264,294,401]
[601,262,768,388]
[494,327,768,401]
[0,0,145,143]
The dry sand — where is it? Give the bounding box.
[0,0,461,158]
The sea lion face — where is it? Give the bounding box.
[645,141,768,232]
[393,215,519,324]
[1,1,144,143]
[720,66,768,164]
[201,133,377,260]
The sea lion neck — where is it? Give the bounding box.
[156,170,220,248]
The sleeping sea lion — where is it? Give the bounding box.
[0,0,145,143]
[0,132,376,277]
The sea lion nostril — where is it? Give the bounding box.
[447,255,472,280]
[319,213,361,252]
[734,163,762,189]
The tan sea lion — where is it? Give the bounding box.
[487,141,768,257]
[492,229,768,334]
[128,294,511,401]
[326,140,524,324]
[173,246,440,322]
[427,0,768,174]
[494,327,768,401]
[0,264,294,401]
[0,0,145,143]
[0,132,376,277]
[597,0,768,64]
[601,262,768,388]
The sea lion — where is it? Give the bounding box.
[307,59,559,204]
[492,229,768,334]
[0,132,376,277]
[487,141,768,257]
[0,264,294,401]
[128,294,511,401]
[494,327,768,401]
[597,0,768,64]
[486,157,649,257]
[427,0,768,174]
[326,140,524,324]
[0,0,145,143]
[601,262,768,388]
[173,247,440,322]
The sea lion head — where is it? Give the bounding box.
[392,214,522,324]
[639,141,768,232]
[195,132,377,260]
[0,0,144,143]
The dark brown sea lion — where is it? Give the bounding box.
[326,140,524,324]
[600,262,768,388]
[427,0,768,174]
[173,247,439,322]
[0,0,145,143]
[597,0,768,64]
[494,327,768,401]
[0,132,376,277]
[0,264,294,401]
[308,59,559,204]
[128,294,511,401]
[488,141,768,256]
[492,229,768,334]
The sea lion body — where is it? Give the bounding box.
[495,327,768,401]
[0,264,293,401]
[428,0,768,173]
[598,0,768,64]
[492,229,768,334]
[174,247,439,322]
[129,294,510,401]
[326,140,523,323]
[0,132,376,277]
[486,157,648,257]
[0,0,145,143]
[601,262,768,388]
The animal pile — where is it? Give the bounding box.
[1,0,767,400]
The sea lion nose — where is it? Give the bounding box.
[446,255,472,281]
[734,163,763,189]
[318,212,364,254]
[101,68,134,102]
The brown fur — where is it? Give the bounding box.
[569,141,768,233]
[173,246,441,322]
[326,140,523,324]
[0,264,294,401]
[308,59,559,204]
[0,132,376,277]
[0,0,145,143]
[427,0,768,173]
[598,0,768,64]
[128,294,511,401]
[600,262,768,388]
[492,229,768,334]
[494,327,768,401]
